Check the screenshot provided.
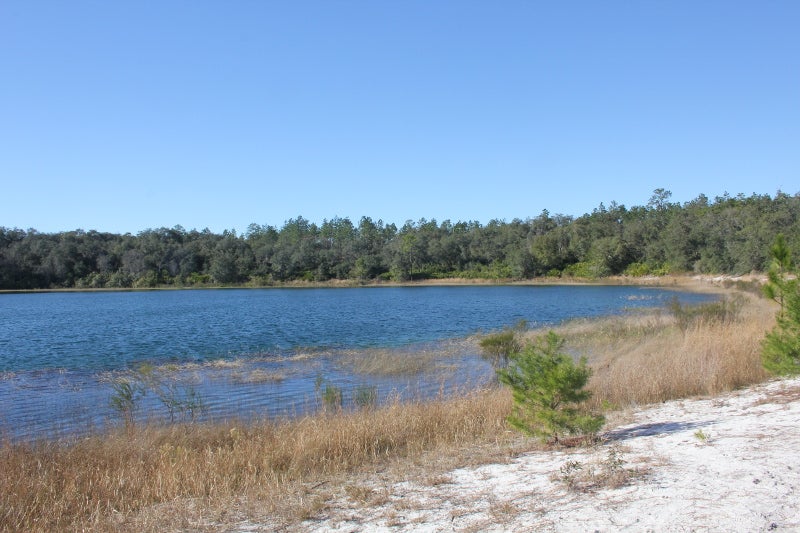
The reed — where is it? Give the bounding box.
[552,294,773,408]
[0,389,512,532]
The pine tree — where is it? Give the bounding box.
[496,331,604,443]
[762,234,800,375]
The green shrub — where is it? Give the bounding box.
[314,375,343,411]
[479,320,527,369]
[109,378,144,429]
[496,331,604,443]
[762,297,800,375]
[186,272,211,285]
[563,261,609,279]
[761,234,800,375]
[623,262,651,277]
[353,384,378,409]
[154,383,207,422]
[321,384,343,411]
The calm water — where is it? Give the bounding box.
[0,286,711,440]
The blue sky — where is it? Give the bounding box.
[1,1,798,234]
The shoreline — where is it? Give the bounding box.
[1,280,777,531]
[0,273,761,295]
[279,376,800,532]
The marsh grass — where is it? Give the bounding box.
[0,388,513,532]
[229,369,285,384]
[339,338,479,377]
[1,283,776,532]
[576,294,772,407]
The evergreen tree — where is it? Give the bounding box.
[496,332,604,443]
[762,234,800,375]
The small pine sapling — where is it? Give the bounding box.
[496,331,604,443]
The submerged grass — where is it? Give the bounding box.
[1,281,777,532]
[339,337,481,377]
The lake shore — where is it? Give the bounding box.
[0,272,763,294]
[0,279,778,531]
[263,375,800,532]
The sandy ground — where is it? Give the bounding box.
[236,376,800,532]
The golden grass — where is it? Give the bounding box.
[1,283,778,532]
[0,389,513,532]
[229,368,285,384]
[339,338,477,376]
[560,294,773,408]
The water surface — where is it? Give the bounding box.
[0,285,710,440]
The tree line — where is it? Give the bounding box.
[1,189,798,290]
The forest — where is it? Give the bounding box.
[1,189,798,290]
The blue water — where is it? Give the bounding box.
[0,286,711,440]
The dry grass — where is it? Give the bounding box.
[1,282,778,532]
[229,368,285,384]
[574,295,773,408]
[552,444,648,492]
[0,389,512,532]
[339,337,478,377]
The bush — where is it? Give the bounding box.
[763,294,800,375]
[479,320,527,369]
[762,234,800,375]
[623,262,651,277]
[109,378,144,429]
[314,376,343,412]
[353,384,378,409]
[563,261,610,279]
[496,331,604,443]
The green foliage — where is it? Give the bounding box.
[623,262,670,277]
[479,320,527,369]
[1,190,799,289]
[109,366,207,426]
[108,378,144,429]
[763,234,794,314]
[186,272,211,285]
[353,384,378,409]
[693,429,711,443]
[496,331,604,443]
[153,383,207,422]
[315,375,343,411]
[321,384,343,411]
[762,295,800,375]
[562,261,609,279]
[762,235,800,375]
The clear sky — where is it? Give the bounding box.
[1,1,798,235]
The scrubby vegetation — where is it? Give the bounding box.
[497,331,604,443]
[479,319,526,369]
[1,189,798,289]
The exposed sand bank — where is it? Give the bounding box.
[239,376,799,532]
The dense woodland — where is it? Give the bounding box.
[1,190,798,290]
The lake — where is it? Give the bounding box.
[0,285,711,440]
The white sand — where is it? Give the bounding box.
[239,377,800,532]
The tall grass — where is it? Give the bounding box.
[0,390,512,532]
[554,293,773,407]
[1,285,777,532]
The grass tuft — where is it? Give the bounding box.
[0,389,512,532]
